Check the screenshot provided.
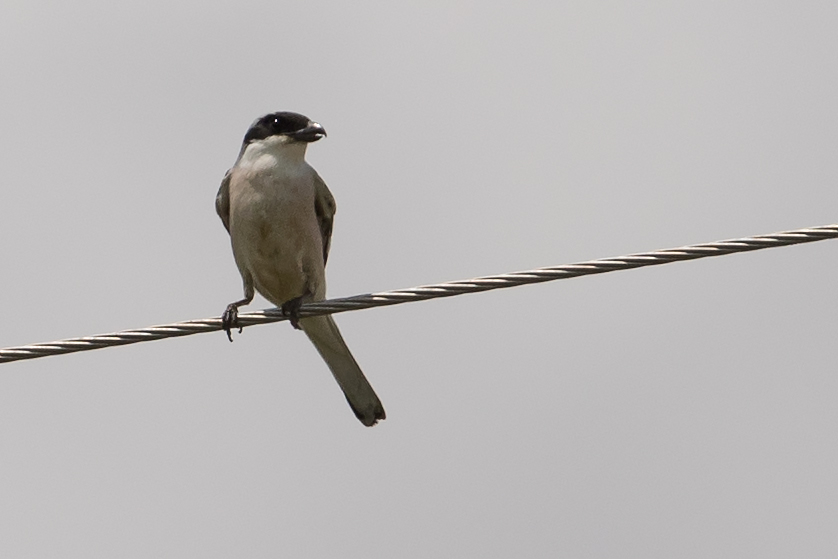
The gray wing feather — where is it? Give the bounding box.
[215,169,232,233]
[313,173,336,265]
[306,175,387,425]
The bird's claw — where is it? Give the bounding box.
[281,297,304,330]
[221,304,242,342]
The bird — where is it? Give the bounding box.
[215,111,386,426]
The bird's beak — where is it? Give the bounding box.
[291,122,327,143]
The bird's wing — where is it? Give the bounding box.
[215,169,232,233]
[313,172,336,265]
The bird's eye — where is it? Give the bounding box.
[272,117,295,134]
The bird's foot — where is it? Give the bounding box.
[221,304,242,342]
[281,297,304,330]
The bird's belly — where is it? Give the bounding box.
[254,252,308,305]
[230,197,324,307]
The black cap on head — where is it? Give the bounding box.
[243,112,325,145]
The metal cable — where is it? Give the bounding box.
[2,223,836,364]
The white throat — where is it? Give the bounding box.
[238,136,309,169]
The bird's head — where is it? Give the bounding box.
[242,112,326,146]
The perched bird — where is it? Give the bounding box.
[216,112,385,426]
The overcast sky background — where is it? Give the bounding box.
[2,1,838,557]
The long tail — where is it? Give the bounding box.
[299,315,386,426]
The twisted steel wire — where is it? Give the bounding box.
[2,223,836,364]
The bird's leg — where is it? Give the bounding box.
[221,282,254,342]
[281,291,311,330]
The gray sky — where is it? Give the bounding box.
[2,1,837,557]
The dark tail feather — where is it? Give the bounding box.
[299,315,386,426]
